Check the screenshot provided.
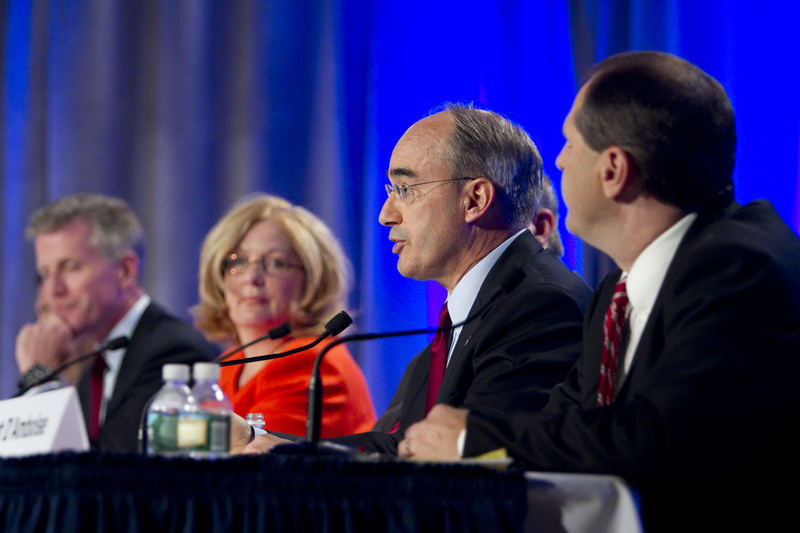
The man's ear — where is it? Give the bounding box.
[464,177,496,223]
[117,251,140,287]
[599,146,640,201]
[528,208,555,248]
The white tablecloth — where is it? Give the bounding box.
[525,472,643,533]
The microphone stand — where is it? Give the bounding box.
[306,327,440,445]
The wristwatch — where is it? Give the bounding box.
[18,363,55,391]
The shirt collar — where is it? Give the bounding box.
[102,293,151,372]
[626,213,697,315]
[447,229,527,325]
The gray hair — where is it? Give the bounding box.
[439,103,543,230]
[27,193,146,266]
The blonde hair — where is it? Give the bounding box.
[192,194,351,345]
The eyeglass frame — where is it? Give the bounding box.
[222,253,304,277]
[384,177,477,202]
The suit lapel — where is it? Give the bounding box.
[77,364,92,429]
[399,344,435,427]
[104,303,158,418]
[617,206,724,395]
[600,204,733,403]
[437,232,543,404]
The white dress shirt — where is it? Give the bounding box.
[616,213,697,390]
[99,293,151,424]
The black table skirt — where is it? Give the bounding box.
[0,450,526,533]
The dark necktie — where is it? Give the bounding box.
[89,353,107,441]
[425,302,451,415]
[597,274,630,406]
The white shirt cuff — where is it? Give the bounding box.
[456,428,466,457]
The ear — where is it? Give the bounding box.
[116,251,140,288]
[599,146,639,201]
[528,208,555,248]
[463,177,496,223]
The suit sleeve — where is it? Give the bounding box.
[458,277,587,426]
[329,353,425,454]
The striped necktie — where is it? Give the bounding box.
[597,274,630,406]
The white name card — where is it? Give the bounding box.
[0,386,89,457]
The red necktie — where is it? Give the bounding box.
[89,353,107,441]
[597,274,630,406]
[425,302,451,415]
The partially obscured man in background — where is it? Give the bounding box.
[15,194,216,452]
[528,174,563,257]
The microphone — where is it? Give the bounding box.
[215,322,292,363]
[219,311,353,367]
[15,335,131,397]
[324,311,353,336]
[305,271,525,444]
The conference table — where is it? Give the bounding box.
[0,449,642,533]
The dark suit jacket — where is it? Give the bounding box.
[78,302,217,453]
[334,231,592,454]
[466,200,800,532]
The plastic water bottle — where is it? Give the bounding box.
[180,362,232,459]
[145,364,191,456]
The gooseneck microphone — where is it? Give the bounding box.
[305,271,525,444]
[219,311,352,367]
[215,322,292,363]
[15,335,131,397]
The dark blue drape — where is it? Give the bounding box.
[570,0,800,284]
[2,1,799,416]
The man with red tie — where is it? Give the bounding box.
[15,193,216,452]
[235,103,591,455]
[399,52,800,532]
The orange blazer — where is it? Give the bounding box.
[219,336,376,438]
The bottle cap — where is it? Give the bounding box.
[162,364,190,382]
[193,362,220,381]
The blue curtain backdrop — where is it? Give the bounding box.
[2,1,799,414]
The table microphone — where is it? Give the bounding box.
[215,322,292,363]
[219,311,352,367]
[305,271,525,444]
[15,335,131,397]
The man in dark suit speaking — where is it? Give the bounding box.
[400,52,800,531]
[15,193,216,453]
[235,103,592,455]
